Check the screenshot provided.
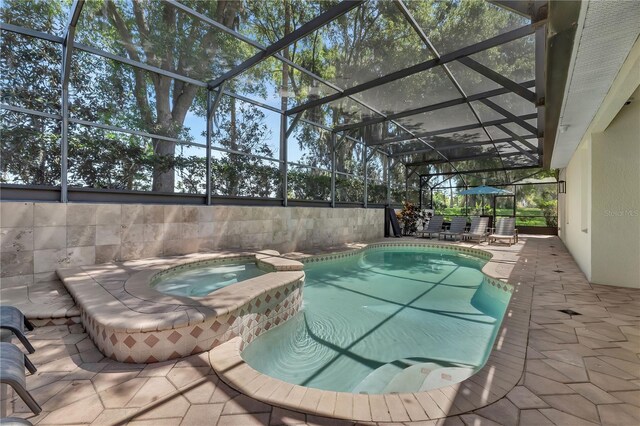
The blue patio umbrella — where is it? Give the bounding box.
[458,185,513,195]
[459,185,513,216]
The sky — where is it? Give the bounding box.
[181,85,315,166]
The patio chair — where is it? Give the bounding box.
[0,343,41,415]
[488,217,519,246]
[417,215,444,239]
[464,217,490,243]
[0,306,35,354]
[439,217,468,241]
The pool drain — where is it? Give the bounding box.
[558,309,581,315]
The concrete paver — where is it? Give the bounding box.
[2,236,639,425]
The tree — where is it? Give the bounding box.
[209,97,279,197]
[2,0,539,202]
[77,0,248,191]
[1,1,65,185]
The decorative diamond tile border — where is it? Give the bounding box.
[299,241,493,264]
[30,316,81,327]
[144,334,159,347]
[300,241,512,293]
[74,278,303,363]
[58,251,305,363]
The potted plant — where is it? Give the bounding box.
[397,202,421,235]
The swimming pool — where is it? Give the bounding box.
[241,246,512,394]
[152,260,266,297]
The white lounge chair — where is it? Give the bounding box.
[439,216,468,241]
[488,217,518,246]
[417,215,444,239]
[464,217,490,243]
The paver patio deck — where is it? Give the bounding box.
[1,235,639,425]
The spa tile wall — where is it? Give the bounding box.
[84,280,304,363]
[0,202,384,283]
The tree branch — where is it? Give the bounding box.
[105,1,153,127]
[161,2,176,72]
[131,1,157,66]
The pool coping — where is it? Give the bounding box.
[209,240,532,422]
[57,250,306,362]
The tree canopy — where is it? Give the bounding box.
[1,0,546,207]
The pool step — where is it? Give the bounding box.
[352,358,419,394]
[353,358,476,394]
[384,362,435,393]
[416,365,476,391]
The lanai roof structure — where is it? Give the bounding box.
[1,0,576,205]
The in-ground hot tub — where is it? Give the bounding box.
[152,259,268,297]
[57,251,305,363]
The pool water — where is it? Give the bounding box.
[152,261,266,297]
[241,247,511,393]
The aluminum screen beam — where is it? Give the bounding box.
[495,124,539,153]
[4,19,200,88]
[489,1,536,17]
[390,122,468,187]
[363,143,368,207]
[391,137,531,157]
[328,92,468,186]
[68,118,207,148]
[161,1,367,101]
[286,23,537,116]
[403,150,536,167]
[62,0,84,87]
[334,79,536,133]
[0,103,208,148]
[394,0,508,182]
[461,164,541,176]
[0,103,62,120]
[1,13,447,158]
[210,146,280,163]
[457,57,537,103]
[209,1,364,88]
[409,165,539,177]
[208,82,227,122]
[479,98,539,135]
[286,113,304,138]
[74,43,208,87]
[535,24,546,155]
[60,0,84,203]
[0,22,64,43]
[330,133,337,208]
[206,90,212,205]
[490,1,548,22]
[499,140,538,162]
[167,0,268,50]
[280,112,288,207]
[368,113,537,146]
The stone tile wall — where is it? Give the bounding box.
[0,202,384,283]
